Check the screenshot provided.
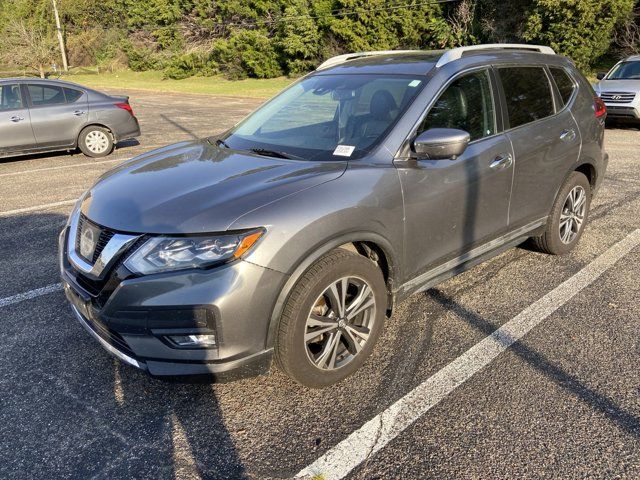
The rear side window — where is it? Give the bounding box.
[498,67,555,129]
[549,68,576,105]
[0,84,23,111]
[64,88,83,103]
[27,84,66,107]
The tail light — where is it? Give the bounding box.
[594,96,606,119]
[115,102,135,117]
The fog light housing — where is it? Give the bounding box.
[166,333,216,348]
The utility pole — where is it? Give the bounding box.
[51,0,68,72]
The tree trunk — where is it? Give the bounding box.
[39,65,45,78]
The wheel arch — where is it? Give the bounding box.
[574,161,597,190]
[264,231,399,350]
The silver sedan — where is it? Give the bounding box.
[0,78,141,159]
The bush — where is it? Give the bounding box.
[212,30,283,79]
[120,38,165,71]
[162,51,219,79]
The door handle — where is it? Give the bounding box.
[10,115,24,123]
[489,153,513,170]
[73,110,86,116]
[560,129,576,141]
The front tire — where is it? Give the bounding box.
[78,126,114,158]
[532,171,591,255]
[274,249,387,388]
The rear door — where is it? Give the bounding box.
[26,83,88,148]
[0,82,36,154]
[497,66,581,228]
[397,68,514,282]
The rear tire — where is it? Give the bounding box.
[78,126,114,158]
[274,249,387,388]
[532,171,591,255]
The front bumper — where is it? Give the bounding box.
[59,227,287,380]
[603,104,640,120]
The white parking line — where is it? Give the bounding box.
[0,158,122,178]
[0,283,63,308]
[297,229,640,480]
[0,199,76,217]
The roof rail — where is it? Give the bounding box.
[436,43,556,68]
[317,50,420,70]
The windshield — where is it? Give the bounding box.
[607,61,640,80]
[221,74,425,160]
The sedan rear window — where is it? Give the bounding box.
[498,67,555,129]
[27,84,66,107]
[0,84,23,111]
[64,88,84,103]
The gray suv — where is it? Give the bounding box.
[60,44,607,387]
[0,78,140,159]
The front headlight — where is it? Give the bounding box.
[124,229,264,275]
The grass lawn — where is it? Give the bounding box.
[62,70,297,98]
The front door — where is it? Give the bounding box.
[0,83,36,155]
[26,83,88,148]
[396,69,513,283]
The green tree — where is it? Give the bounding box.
[523,0,634,69]
[276,0,322,75]
[325,0,453,52]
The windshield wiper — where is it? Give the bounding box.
[248,148,303,160]
[215,138,231,148]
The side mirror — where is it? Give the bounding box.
[412,128,470,160]
[596,72,606,80]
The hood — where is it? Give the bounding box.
[595,79,640,94]
[81,140,347,234]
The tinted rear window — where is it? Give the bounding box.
[64,88,83,103]
[498,67,555,128]
[27,84,66,106]
[549,68,576,105]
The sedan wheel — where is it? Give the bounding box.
[85,130,110,154]
[78,126,114,158]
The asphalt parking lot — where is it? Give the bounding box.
[1,90,639,480]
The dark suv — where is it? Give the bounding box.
[60,44,607,387]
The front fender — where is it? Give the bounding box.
[228,163,404,350]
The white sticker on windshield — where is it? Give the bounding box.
[408,80,422,87]
[333,145,356,157]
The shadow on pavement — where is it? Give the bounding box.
[426,287,640,438]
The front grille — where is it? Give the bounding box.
[75,213,116,263]
[601,92,636,103]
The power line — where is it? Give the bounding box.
[64,0,462,32]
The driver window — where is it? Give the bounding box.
[419,70,496,141]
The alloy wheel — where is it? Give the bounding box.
[304,276,376,370]
[559,185,587,244]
